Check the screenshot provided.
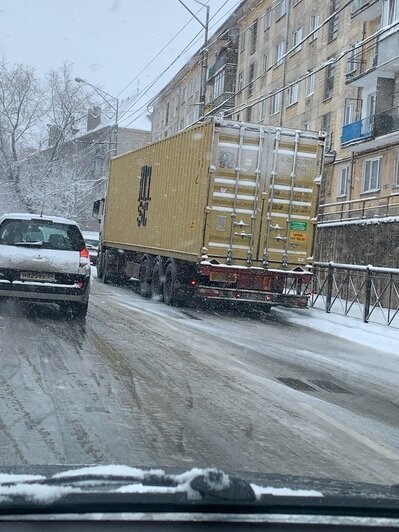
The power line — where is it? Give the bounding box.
[116,2,206,99]
[198,0,358,119]
[225,18,399,119]
[120,0,242,127]
[118,1,237,125]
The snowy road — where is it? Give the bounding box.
[0,276,398,485]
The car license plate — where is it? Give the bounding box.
[20,272,55,282]
[210,271,237,283]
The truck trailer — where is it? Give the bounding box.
[93,118,325,308]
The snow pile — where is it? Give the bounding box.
[276,302,399,356]
[251,484,322,498]
[0,466,324,504]
[52,464,165,480]
[0,484,81,504]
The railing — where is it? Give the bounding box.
[319,194,399,223]
[212,92,235,108]
[374,104,399,137]
[208,49,238,80]
[341,115,374,144]
[308,262,399,327]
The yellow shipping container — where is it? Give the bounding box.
[102,119,324,269]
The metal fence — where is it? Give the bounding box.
[307,262,399,327]
[319,194,399,223]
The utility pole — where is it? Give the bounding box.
[178,0,210,120]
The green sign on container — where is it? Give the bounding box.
[290,221,308,231]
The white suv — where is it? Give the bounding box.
[0,213,91,318]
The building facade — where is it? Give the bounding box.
[23,101,150,229]
[150,0,259,140]
[151,0,399,264]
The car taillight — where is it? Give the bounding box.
[80,247,90,266]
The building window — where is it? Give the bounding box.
[276,41,286,66]
[250,19,258,54]
[394,154,399,186]
[306,73,315,96]
[248,62,256,97]
[292,27,303,54]
[92,157,103,178]
[264,7,271,30]
[287,82,299,105]
[214,71,225,99]
[165,102,170,125]
[382,0,399,26]
[338,166,349,196]
[363,157,381,192]
[324,59,335,99]
[240,31,246,52]
[309,13,320,41]
[343,102,355,125]
[328,0,340,41]
[237,71,244,92]
[271,92,282,115]
[246,106,253,122]
[347,43,358,74]
[258,100,266,122]
[321,112,331,133]
[262,52,269,73]
[275,0,287,21]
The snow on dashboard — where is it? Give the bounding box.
[0,466,323,504]
[251,484,323,498]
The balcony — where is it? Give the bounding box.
[350,0,381,21]
[341,115,374,144]
[212,92,235,108]
[347,32,399,87]
[375,105,399,136]
[342,105,399,151]
[208,48,238,81]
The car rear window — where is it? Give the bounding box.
[0,219,86,251]
[85,239,99,247]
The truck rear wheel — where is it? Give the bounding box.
[151,259,164,300]
[163,261,178,306]
[102,250,114,284]
[139,256,152,297]
[97,249,104,279]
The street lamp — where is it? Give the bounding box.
[75,77,119,156]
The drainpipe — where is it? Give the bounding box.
[280,0,291,126]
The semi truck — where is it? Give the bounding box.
[93,118,325,308]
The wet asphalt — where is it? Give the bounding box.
[0,275,398,485]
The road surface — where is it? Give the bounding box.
[0,275,398,485]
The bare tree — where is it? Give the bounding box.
[0,60,44,210]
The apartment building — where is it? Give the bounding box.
[332,0,399,220]
[151,54,202,140]
[150,0,399,264]
[151,0,259,140]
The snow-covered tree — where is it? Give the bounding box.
[0,61,44,210]
[0,60,94,214]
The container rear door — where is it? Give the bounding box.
[259,129,322,268]
[204,122,323,268]
[204,123,266,264]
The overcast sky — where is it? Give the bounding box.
[0,0,240,130]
